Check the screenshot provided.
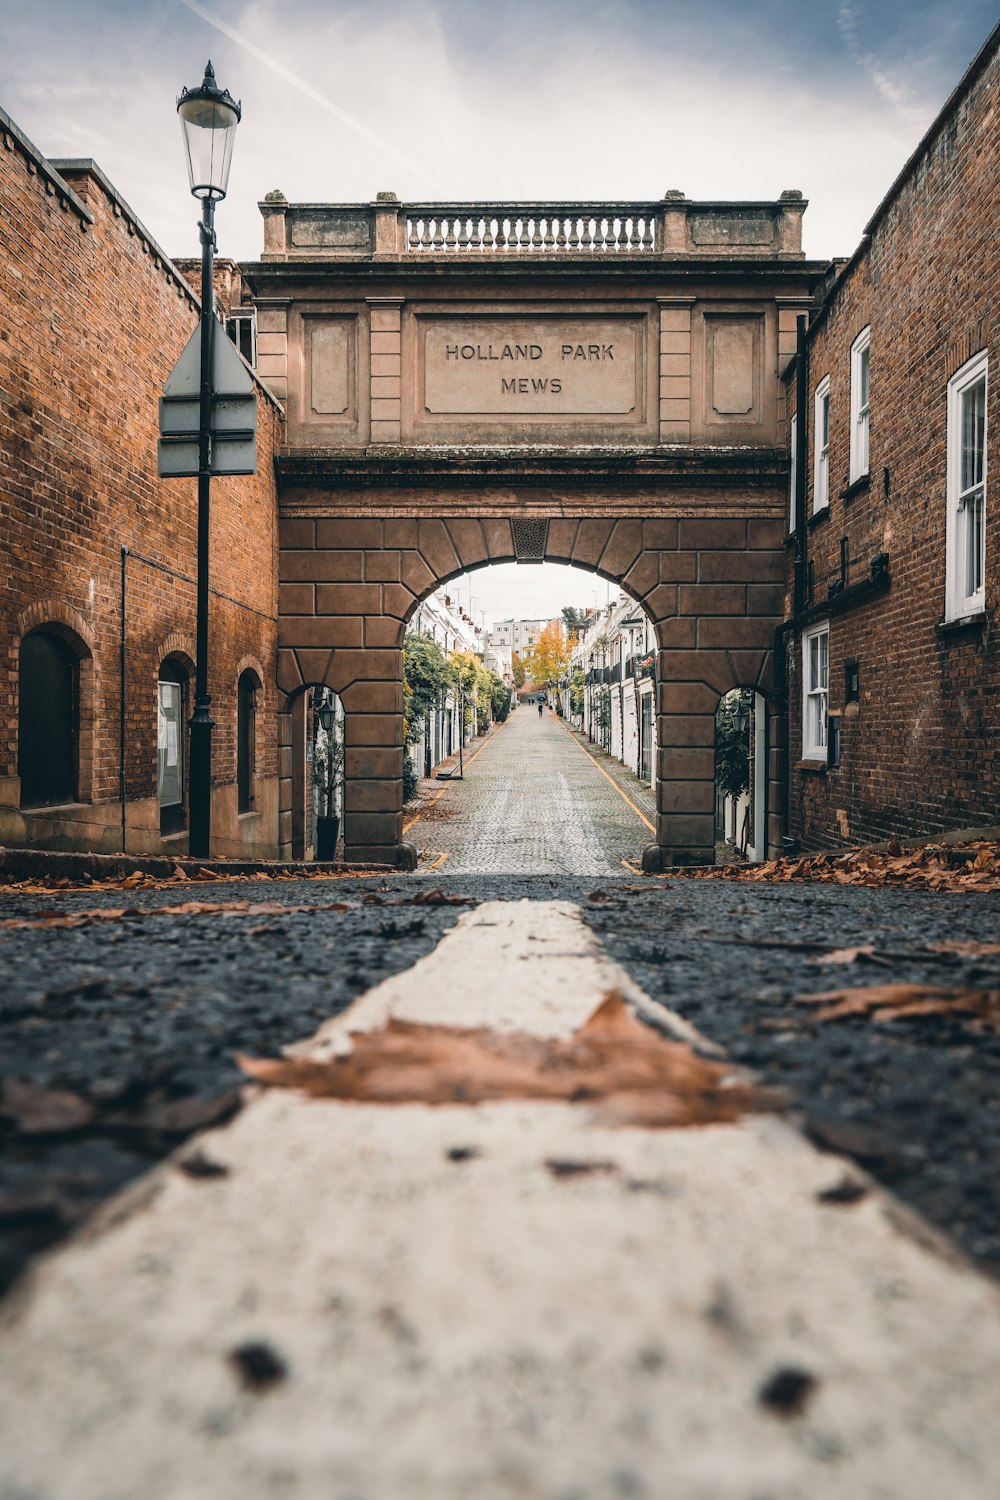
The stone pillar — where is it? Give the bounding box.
[259,190,288,257]
[778,190,806,255]
[656,661,718,865]
[658,298,695,443]
[372,193,404,258]
[368,297,403,443]
[340,672,407,866]
[254,301,289,403]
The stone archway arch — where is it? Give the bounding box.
[278,513,785,867]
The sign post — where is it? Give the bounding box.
[158,313,257,859]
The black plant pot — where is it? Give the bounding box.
[316,814,340,861]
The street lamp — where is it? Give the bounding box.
[176,61,241,859]
[733,696,750,735]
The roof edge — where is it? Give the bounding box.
[0,107,93,225]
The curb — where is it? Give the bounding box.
[0,847,396,883]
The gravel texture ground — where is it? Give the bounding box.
[2,869,999,1294]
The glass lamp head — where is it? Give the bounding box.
[177,61,241,200]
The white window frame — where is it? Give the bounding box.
[788,418,798,532]
[813,375,830,512]
[849,327,870,483]
[945,349,988,621]
[802,623,829,761]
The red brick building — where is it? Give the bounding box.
[781,24,999,850]
[0,108,283,857]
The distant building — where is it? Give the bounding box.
[488,617,558,655]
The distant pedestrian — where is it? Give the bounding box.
[537,700,543,717]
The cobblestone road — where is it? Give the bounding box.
[405,705,655,875]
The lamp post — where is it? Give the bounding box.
[176,60,241,859]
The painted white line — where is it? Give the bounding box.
[291,899,713,1057]
[1,903,999,1499]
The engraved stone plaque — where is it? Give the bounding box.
[421,318,641,416]
[307,319,352,416]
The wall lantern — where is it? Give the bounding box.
[733,699,750,734]
[315,699,337,734]
[177,60,241,201]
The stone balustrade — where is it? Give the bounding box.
[257,191,807,261]
[405,208,657,255]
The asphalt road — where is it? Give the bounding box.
[1,865,999,1295]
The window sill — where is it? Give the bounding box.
[937,610,988,635]
[807,506,830,529]
[797,759,828,774]
[839,474,870,502]
[238,808,262,820]
[20,800,90,815]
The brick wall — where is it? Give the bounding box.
[0,115,283,856]
[782,30,1000,848]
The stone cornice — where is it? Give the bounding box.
[277,444,789,496]
[243,258,830,293]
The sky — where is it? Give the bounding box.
[2,0,995,624]
[446,562,616,632]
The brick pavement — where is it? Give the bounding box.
[405,705,654,875]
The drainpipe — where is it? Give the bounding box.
[119,546,128,853]
[779,313,811,851]
[792,314,809,616]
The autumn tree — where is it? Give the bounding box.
[511,651,526,689]
[522,621,569,691]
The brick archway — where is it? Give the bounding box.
[278,513,785,868]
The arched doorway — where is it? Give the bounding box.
[277,513,785,868]
[715,688,768,864]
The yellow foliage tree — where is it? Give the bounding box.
[522,622,569,691]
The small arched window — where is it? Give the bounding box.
[237,670,259,813]
[158,661,188,834]
[19,631,77,808]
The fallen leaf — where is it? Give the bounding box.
[238,993,774,1129]
[676,839,1000,892]
[930,940,1000,958]
[409,888,474,906]
[795,982,1000,1031]
[808,945,881,966]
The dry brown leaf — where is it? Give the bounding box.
[238,993,774,1128]
[808,945,881,966]
[679,839,1000,892]
[795,982,1000,1031]
[0,897,356,932]
[930,940,1000,958]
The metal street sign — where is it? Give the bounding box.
[157,323,257,477]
